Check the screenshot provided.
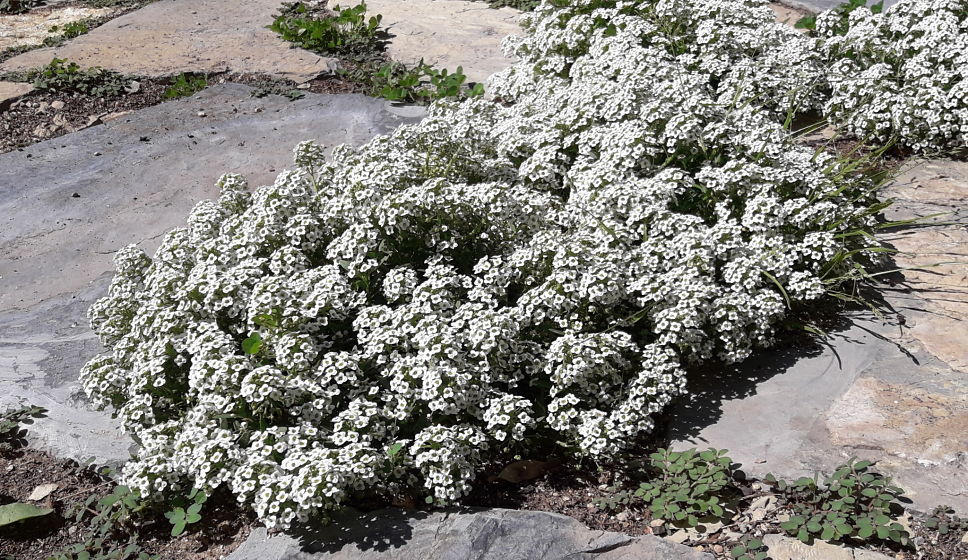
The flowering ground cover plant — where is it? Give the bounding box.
[82,0,898,529]
[815,0,968,154]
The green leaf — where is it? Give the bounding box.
[171,519,187,536]
[730,545,747,557]
[187,502,203,515]
[242,333,263,355]
[388,442,404,457]
[0,502,53,526]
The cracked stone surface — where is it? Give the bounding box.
[669,160,968,513]
[365,0,521,84]
[0,84,422,464]
[228,508,711,560]
[0,0,336,82]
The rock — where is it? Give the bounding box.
[0,84,424,464]
[51,100,65,111]
[99,111,132,124]
[35,101,50,113]
[749,496,774,512]
[197,110,207,118]
[762,534,894,560]
[666,530,690,544]
[228,508,712,560]
[364,0,521,83]
[615,511,630,522]
[27,483,58,501]
[650,518,666,527]
[783,0,901,13]
[0,0,337,83]
[961,530,968,544]
[769,3,809,28]
[668,160,968,519]
[125,81,141,95]
[0,81,34,111]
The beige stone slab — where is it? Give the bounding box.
[881,160,968,373]
[1,0,336,82]
[365,0,521,83]
[0,80,32,109]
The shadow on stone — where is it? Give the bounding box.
[296,508,429,554]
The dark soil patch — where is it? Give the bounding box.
[0,77,168,153]
[0,447,254,560]
[0,71,366,154]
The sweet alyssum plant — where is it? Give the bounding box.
[83,0,893,529]
[816,0,968,154]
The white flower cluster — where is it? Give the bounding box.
[82,0,885,528]
[817,0,968,153]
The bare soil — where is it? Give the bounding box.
[0,446,253,560]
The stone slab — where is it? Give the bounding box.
[228,508,712,560]
[763,534,893,560]
[0,80,32,110]
[0,84,423,464]
[366,0,521,84]
[1,0,336,82]
[781,0,901,13]
[669,160,968,514]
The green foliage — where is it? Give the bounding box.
[795,0,884,33]
[27,58,132,97]
[242,332,264,355]
[370,60,484,104]
[53,484,162,560]
[924,505,968,536]
[768,458,909,546]
[49,20,92,39]
[0,0,42,15]
[163,488,206,536]
[163,73,208,99]
[597,448,735,528]
[477,0,540,10]
[251,83,306,101]
[0,502,53,527]
[637,448,734,527]
[269,2,383,60]
[0,404,47,447]
[729,537,768,560]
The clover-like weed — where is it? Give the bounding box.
[769,458,909,545]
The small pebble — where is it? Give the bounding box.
[51,100,65,110]
[93,152,102,156]
[72,192,80,198]
[197,111,207,117]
